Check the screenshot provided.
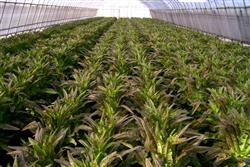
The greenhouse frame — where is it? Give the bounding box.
[0,0,250,166]
[1,0,250,42]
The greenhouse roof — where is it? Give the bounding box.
[6,0,250,9]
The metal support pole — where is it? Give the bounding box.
[71,1,76,20]
[222,0,228,15]
[56,0,66,23]
[207,0,212,12]
[66,1,72,21]
[71,0,77,20]
[16,0,27,28]
[232,0,238,16]
[76,0,82,19]
[51,0,58,21]
[7,0,17,34]
[242,0,249,19]
[0,0,7,25]
[24,0,34,32]
[41,0,50,27]
[62,1,70,22]
[213,0,219,15]
[44,0,56,26]
[54,0,63,24]
[30,0,41,30]
[36,0,46,29]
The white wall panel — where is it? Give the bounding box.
[97,0,151,18]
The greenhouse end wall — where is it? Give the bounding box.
[150,8,250,43]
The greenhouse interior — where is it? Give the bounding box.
[0,0,250,166]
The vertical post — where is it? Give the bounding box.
[207,0,212,9]
[51,0,58,22]
[36,0,46,29]
[76,0,80,20]
[30,0,41,30]
[72,0,77,21]
[24,0,34,32]
[44,0,56,27]
[182,2,189,26]
[232,0,238,16]
[173,1,180,25]
[54,0,64,24]
[213,0,219,16]
[76,0,82,20]
[179,0,185,25]
[63,0,70,23]
[197,1,203,13]
[0,1,7,25]
[243,0,247,7]
[207,0,213,28]
[171,0,178,24]
[213,0,218,9]
[62,1,70,23]
[193,2,202,29]
[48,0,57,26]
[7,0,17,35]
[74,0,79,20]
[70,1,75,21]
[186,2,193,27]
[242,0,249,19]
[167,1,175,23]
[66,0,72,21]
[222,0,228,15]
[41,0,50,27]
[17,0,27,30]
[57,0,66,23]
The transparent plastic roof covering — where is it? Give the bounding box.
[5,0,250,9]
[143,0,250,9]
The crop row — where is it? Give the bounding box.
[0,18,250,166]
[0,17,103,56]
[0,17,116,166]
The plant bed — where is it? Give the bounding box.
[0,18,249,167]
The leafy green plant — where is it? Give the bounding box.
[1,18,250,167]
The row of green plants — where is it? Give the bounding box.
[0,17,102,56]
[0,18,111,76]
[0,18,249,166]
[130,18,250,166]
[0,17,116,166]
[0,17,116,124]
